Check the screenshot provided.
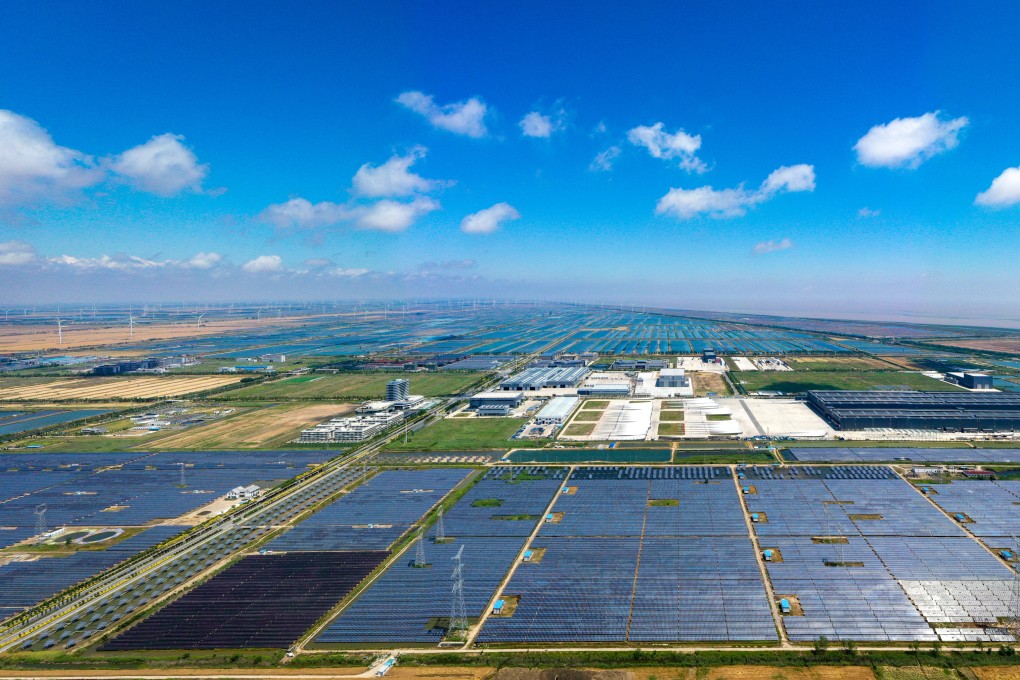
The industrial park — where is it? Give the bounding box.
[4,0,1020,677]
[1,301,1020,679]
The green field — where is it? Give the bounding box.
[384,417,528,451]
[732,370,964,394]
[672,450,775,464]
[508,448,672,463]
[217,371,487,400]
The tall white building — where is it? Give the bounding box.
[386,378,410,401]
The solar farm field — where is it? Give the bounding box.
[102,551,389,650]
[318,467,566,644]
[0,450,332,621]
[217,372,487,400]
[0,376,243,401]
[0,409,111,436]
[731,370,962,394]
[266,468,474,552]
[478,466,776,643]
[785,447,1020,464]
[385,417,530,451]
[745,465,1015,643]
[141,402,358,449]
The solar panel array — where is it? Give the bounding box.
[926,479,1020,538]
[477,466,777,643]
[317,467,564,644]
[266,468,473,551]
[745,465,1017,642]
[0,450,331,620]
[767,536,936,641]
[102,551,387,650]
[0,526,184,620]
[786,447,1020,464]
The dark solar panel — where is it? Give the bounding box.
[101,551,387,650]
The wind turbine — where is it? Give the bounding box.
[128,314,135,339]
[56,319,65,346]
[196,313,205,329]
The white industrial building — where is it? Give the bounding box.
[227,484,261,500]
[590,400,653,439]
[634,369,694,398]
[534,396,580,425]
[500,366,589,391]
[469,391,524,410]
[299,411,404,443]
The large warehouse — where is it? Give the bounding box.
[499,366,589,391]
[808,390,1020,431]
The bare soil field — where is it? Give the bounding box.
[694,372,731,396]
[146,402,356,448]
[0,318,311,352]
[699,668,875,680]
[929,338,1020,354]
[0,376,242,401]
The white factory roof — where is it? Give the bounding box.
[473,390,524,400]
[536,396,580,420]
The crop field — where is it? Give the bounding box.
[143,402,357,449]
[385,417,528,451]
[217,371,486,400]
[731,370,963,394]
[783,356,896,371]
[0,375,243,401]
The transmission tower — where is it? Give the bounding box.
[449,545,467,638]
[435,507,446,542]
[823,501,845,565]
[34,504,47,537]
[413,528,427,567]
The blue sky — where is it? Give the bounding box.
[1,1,1019,322]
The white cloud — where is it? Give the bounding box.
[183,252,222,269]
[355,197,440,232]
[0,109,102,206]
[753,238,794,254]
[760,164,815,193]
[0,240,37,266]
[110,133,209,196]
[242,255,284,274]
[461,202,521,234]
[858,207,881,218]
[259,198,350,230]
[656,164,815,220]
[260,195,438,234]
[854,112,968,169]
[351,146,444,197]
[396,91,488,138]
[47,253,165,270]
[590,146,621,172]
[975,166,1020,207]
[519,110,566,138]
[627,122,706,173]
[418,259,477,272]
[329,267,369,277]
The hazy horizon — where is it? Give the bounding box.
[2,2,1019,321]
